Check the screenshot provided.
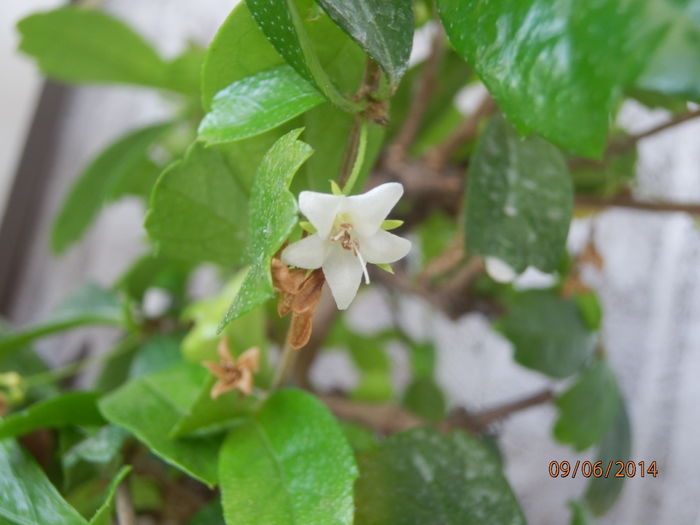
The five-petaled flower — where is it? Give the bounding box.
[281,182,411,310]
[203,339,259,399]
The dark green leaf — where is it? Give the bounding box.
[0,439,87,525]
[355,428,526,525]
[128,335,182,379]
[437,0,662,156]
[0,284,124,358]
[18,7,172,91]
[0,392,104,440]
[99,363,221,486]
[496,290,597,378]
[569,501,597,525]
[402,378,446,422]
[52,123,170,253]
[554,359,622,451]
[63,426,128,474]
[187,501,226,525]
[219,389,357,525]
[465,116,572,274]
[88,466,131,525]
[199,66,325,144]
[584,401,631,515]
[316,0,413,87]
[115,253,191,304]
[219,128,312,328]
[341,422,377,453]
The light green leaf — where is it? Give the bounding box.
[88,466,131,525]
[0,284,124,358]
[355,428,526,525]
[199,66,325,144]
[219,128,312,329]
[17,7,172,91]
[316,0,413,88]
[554,359,622,451]
[219,389,357,525]
[145,142,250,267]
[584,401,631,515]
[465,116,572,274]
[63,426,128,473]
[128,335,182,379]
[437,0,663,156]
[0,392,104,440]
[0,439,87,525]
[496,290,597,378]
[99,363,221,486]
[52,123,170,253]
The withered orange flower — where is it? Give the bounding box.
[203,339,259,399]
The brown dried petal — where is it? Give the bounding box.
[237,347,260,373]
[271,258,307,294]
[289,312,314,350]
[292,270,325,314]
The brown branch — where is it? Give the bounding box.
[387,28,444,167]
[427,94,498,171]
[418,234,465,283]
[116,484,136,525]
[607,108,700,156]
[576,193,700,215]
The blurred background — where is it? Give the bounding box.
[2,2,700,524]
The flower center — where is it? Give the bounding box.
[329,216,370,285]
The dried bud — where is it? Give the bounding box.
[203,339,260,399]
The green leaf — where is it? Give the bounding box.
[219,128,313,328]
[99,363,221,486]
[115,253,191,303]
[584,401,631,515]
[569,501,597,525]
[402,377,446,422]
[0,284,124,358]
[128,335,183,379]
[52,123,170,253]
[88,466,131,525]
[145,142,250,267]
[63,426,128,474]
[187,501,226,525]
[17,6,173,91]
[554,359,622,451]
[465,116,572,274]
[496,290,597,378]
[437,0,662,156]
[219,389,357,525]
[0,439,87,525]
[316,0,413,88]
[355,428,526,525]
[164,43,206,97]
[0,392,104,440]
[199,66,325,144]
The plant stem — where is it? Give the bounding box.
[271,340,296,391]
[341,119,369,194]
[116,483,136,525]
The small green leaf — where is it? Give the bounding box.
[199,66,325,144]
[584,401,631,515]
[88,466,131,525]
[99,363,221,486]
[18,6,172,91]
[381,219,403,230]
[496,290,597,378]
[219,128,313,329]
[299,220,316,233]
[0,392,104,439]
[375,263,394,274]
[355,428,526,525]
[554,359,622,451]
[465,116,572,274]
[316,0,413,88]
[569,501,597,525]
[219,389,357,525]
[574,291,604,332]
[52,123,170,253]
[0,439,88,525]
[0,284,124,358]
[402,377,446,422]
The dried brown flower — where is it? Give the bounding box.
[203,339,259,399]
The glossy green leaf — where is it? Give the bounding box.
[584,401,631,515]
[0,284,124,358]
[99,363,221,486]
[0,392,104,440]
[219,128,313,328]
[145,142,249,267]
[355,428,526,525]
[496,290,597,378]
[88,466,131,525]
[554,359,622,451]
[465,116,572,274]
[17,7,172,91]
[437,0,662,156]
[199,66,325,144]
[52,123,170,253]
[316,0,413,87]
[219,389,357,525]
[0,439,87,525]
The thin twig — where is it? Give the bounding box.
[607,108,700,156]
[116,484,136,525]
[418,234,465,283]
[576,193,700,215]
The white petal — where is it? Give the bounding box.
[299,191,344,238]
[359,230,411,264]
[322,244,364,310]
[281,235,327,269]
[485,256,517,283]
[346,182,403,237]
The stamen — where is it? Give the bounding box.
[353,241,370,285]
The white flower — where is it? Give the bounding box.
[281,182,411,310]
